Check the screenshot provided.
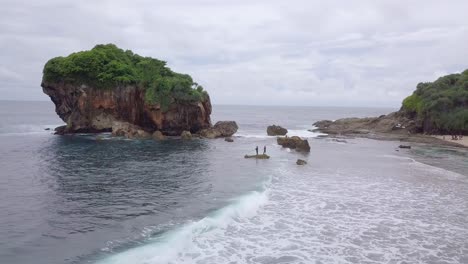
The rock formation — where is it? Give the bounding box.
[277,136,311,152]
[43,81,212,136]
[199,121,238,138]
[267,125,288,136]
[112,121,151,139]
[180,131,192,140]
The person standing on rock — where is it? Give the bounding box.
[263,146,266,155]
[255,146,259,155]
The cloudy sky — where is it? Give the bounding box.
[1,0,467,107]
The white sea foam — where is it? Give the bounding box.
[236,127,326,139]
[96,179,271,264]
[97,145,468,264]
[286,129,326,138]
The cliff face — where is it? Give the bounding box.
[42,81,212,136]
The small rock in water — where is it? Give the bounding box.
[152,131,166,140]
[44,128,51,131]
[398,145,411,149]
[181,130,192,140]
[200,121,239,138]
[332,138,347,143]
[112,121,151,139]
[267,125,288,136]
[296,159,307,165]
[225,137,234,142]
[277,136,311,152]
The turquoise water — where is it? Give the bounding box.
[0,101,467,264]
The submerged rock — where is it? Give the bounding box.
[152,131,166,140]
[200,121,238,138]
[181,130,192,140]
[244,154,270,159]
[267,125,288,136]
[296,159,307,165]
[398,145,411,149]
[277,136,311,152]
[225,137,234,142]
[112,121,151,139]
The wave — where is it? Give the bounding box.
[95,178,271,264]
[236,126,326,139]
[286,129,326,138]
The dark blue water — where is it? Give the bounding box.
[1,101,467,264]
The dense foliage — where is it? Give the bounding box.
[43,44,207,111]
[401,70,468,134]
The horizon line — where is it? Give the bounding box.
[0,99,399,109]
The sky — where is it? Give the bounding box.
[1,0,467,107]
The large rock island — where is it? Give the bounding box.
[314,70,468,146]
[42,44,234,137]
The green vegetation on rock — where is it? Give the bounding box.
[401,70,468,133]
[43,44,207,111]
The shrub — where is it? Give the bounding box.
[401,70,468,134]
[43,44,207,110]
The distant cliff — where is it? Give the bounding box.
[41,44,212,135]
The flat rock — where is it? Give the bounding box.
[244,154,270,159]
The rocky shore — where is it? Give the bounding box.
[313,112,467,149]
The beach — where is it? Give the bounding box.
[433,135,468,148]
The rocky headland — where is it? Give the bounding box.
[313,70,468,148]
[42,44,237,138]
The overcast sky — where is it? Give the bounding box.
[1,0,467,107]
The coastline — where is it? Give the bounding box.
[312,113,467,149]
[317,131,468,149]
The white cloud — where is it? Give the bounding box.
[0,0,467,106]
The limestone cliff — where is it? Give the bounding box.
[42,81,212,136]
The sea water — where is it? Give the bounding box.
[0,101,467,264]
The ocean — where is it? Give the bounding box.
[0,101,467,264]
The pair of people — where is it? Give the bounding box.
[256,146,266,155]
